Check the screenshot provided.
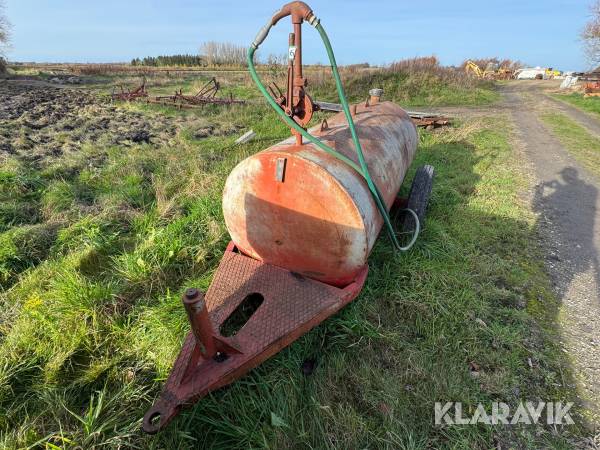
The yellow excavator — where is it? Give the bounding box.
[465,60,486,78]
[545,68,561,79]
[465,60,514,80]
[494,67,514,80]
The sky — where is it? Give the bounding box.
[2,0,595,71]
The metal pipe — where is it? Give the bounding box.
[182,288,217,358]
[271,1,314,26]
[293,22,303,83]
[287,33,295,116]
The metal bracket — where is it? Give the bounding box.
[275,157,287,182]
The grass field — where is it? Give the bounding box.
[552,93,600,119]
[541,112,600,179]
[7,59,500,109]
[309,71,499,107]
[0,69,585,448]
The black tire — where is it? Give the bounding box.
[403,165,435,232]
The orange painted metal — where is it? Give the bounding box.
[584,81,600,97]
[142,243,367,433]
[183,289,218,358]
[223,101,418,286]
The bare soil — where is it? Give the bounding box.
[0,81,178,168]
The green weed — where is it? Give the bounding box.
[552,93,600,118]
[541,112,600,178]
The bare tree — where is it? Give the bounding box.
[0,0,10,73]
[199,41,247,67]
[582,0,600,67]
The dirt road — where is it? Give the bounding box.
[504,82,600,427]
[433,81,600,429]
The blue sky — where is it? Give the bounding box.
[3,0,594,71]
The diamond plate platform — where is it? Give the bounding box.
[142,242,368,433]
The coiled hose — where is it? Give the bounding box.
[247,18,419,251]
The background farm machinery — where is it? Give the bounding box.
[148,77,246,108]
[465,60,514,80]
[111,77,245,108]
[110,77,149,101]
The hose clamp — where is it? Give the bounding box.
[252,20,273,49]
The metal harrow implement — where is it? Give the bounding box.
[148,77,246,108]
[111,78,149,102]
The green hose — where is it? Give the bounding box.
[247,18,417,251]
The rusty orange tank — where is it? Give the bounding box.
[223,100,418,287]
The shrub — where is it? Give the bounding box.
[308,56,497,106]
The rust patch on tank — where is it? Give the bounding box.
[223,101,417,286]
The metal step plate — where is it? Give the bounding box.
[143,244,367,433]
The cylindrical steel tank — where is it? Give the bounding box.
[223,101,418,286]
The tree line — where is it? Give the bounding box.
[131,41,251,68]
[199,41,247,66]
[130,54,207,67]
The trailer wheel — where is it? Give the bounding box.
[403,165,435,232]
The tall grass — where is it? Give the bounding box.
[308,56,498,106]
